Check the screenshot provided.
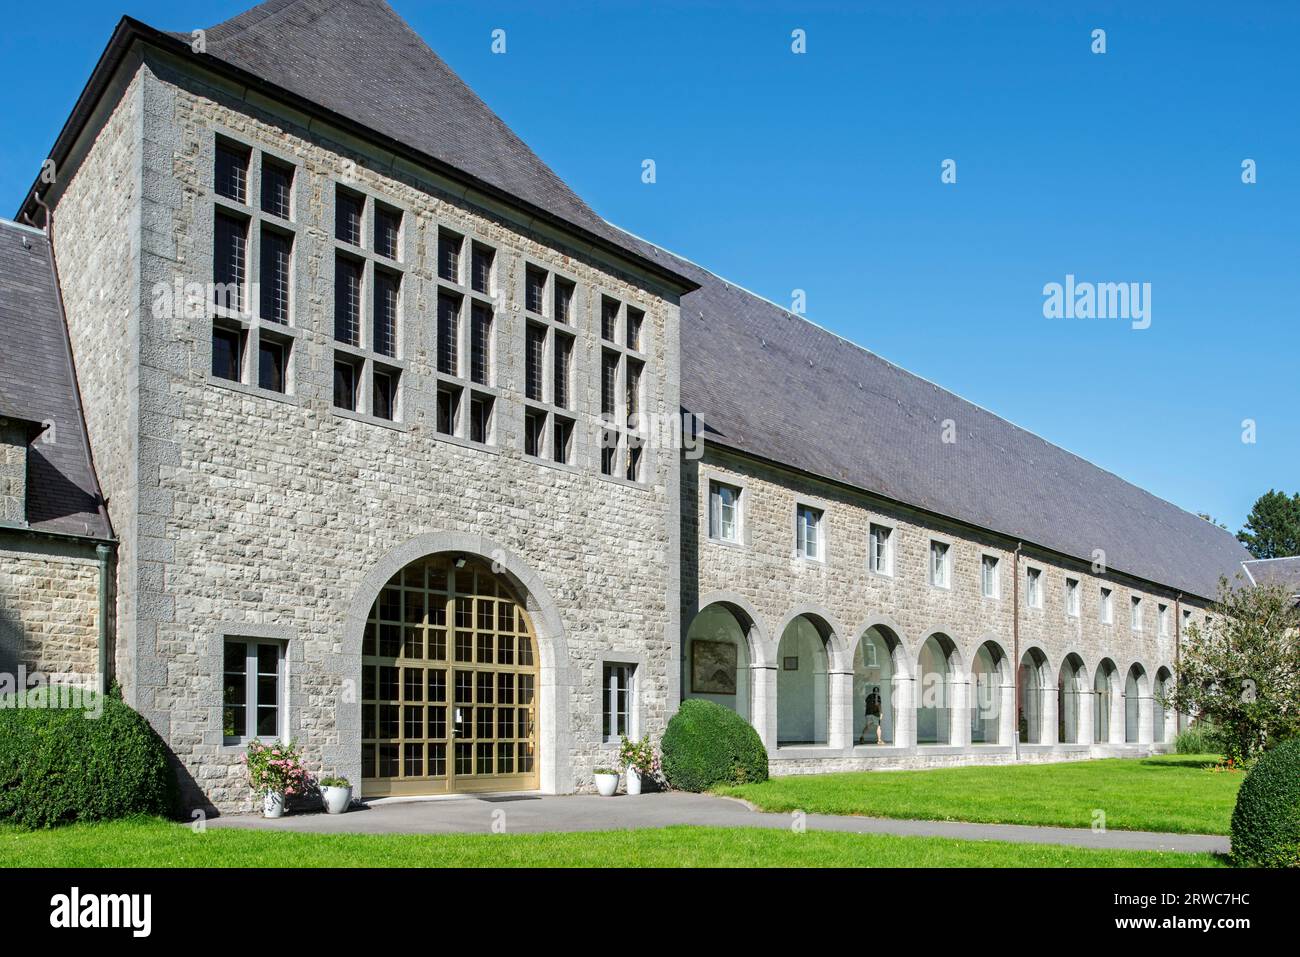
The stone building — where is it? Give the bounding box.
[2,0,1251,812]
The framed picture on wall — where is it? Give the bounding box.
[691,639,738,694]
[783,656,799,671]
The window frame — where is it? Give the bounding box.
[794,502,826,562]
[980,553,1000,599]
[599,659,642,745]
[707,479,744,545]
[1100,586,1114,625]
[1065,577,1080,618]
[928,539,952,589]
[1131,595,1143,632]
[1025,566,1043,609]
[867,520,896,578]
[221,637,286,747]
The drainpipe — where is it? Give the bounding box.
[1173,593,1182,737]
[1012,542,1022,761]
[96,544,112,693]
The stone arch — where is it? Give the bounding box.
[340,531,571,794]
[969,636,1013,745]
[1017,644,1053,745]
[848,615,911,747]
[773,607,844,748]
[685,592,769,725]
[1057,651,1088,744]
[915,630,964,746]
[1125,662,1152,744]
[1093,657,1122,744]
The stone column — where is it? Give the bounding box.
[1138,693,1154,745]
[894,674,916,747]
[999,676,1017,745]
[1078,688,1095,745]
[1109,687,1125,744]
[750,664,778,753]
[1041,681,1059,745]
[950,676,971,747]
[828,669,854,749]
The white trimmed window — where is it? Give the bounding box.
[1182,608,1193,633]
[1066,578,1080,617]
[709,482,741,543]
[222,639,284,744]
[868,523,894,576]
[1100,587,1113,624]
[796,505,824,561]
[1131,596,1143,631]
[1158,603,1170,636]
[929,541,951,588]
[981,554,999,598]
[602,663,636,743]
[1026,567,1043,609]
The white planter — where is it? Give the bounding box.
[625,768,642,796]
[594,772,619,797]
[322,785,353,814]
[262,791,285,819]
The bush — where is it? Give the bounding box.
[661,699,768,791]
[1230,738,1300,867]
[0,688,179,828]
[1174,720,1216,755]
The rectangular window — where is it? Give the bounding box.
[1026,567,1043,608]
[436,384,461,436]
[600,431,617,477]
[981,554,999,598]
[929,541,951,588]
[601,350,618,417]
[553,277,574,324]
[625,435,644,483]
[602,663,635,743]
[335,189,363,245]
[373,269,400,358]
[222,639,282,743]
[626,306,644,351]
[438,231,462,283]
[796,505,823,561]
[334,255,362,345]
[260,157,293,218]
[1158,603,1169,636]
[709,481,741,543]
[333,355,360,411]
[469,302,492,385]
[214,143,249,203]
[437,292,460,375]
[525,266,546,315]
[373,367,398,421]
[374,205,401,260]
[625,358,642,427]
[1131,596,1143,631]
[469,393,493,444]
[212,326,244,382]
[1100,587,1114,624]
[524,408,546,457]
[553,333,572,409]
[868,523,894,576]
[259,227,292,324]
[258,336,287,393]
[1066,578,1080,617]
[553,417,574,465]
[1182,609,1192,634]
[470,243,494,295]
[213,212,247,312]
[525,324,546,402]
[601,297,618,341]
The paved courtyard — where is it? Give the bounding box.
[207,792,1229,854]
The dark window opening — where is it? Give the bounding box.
[553,278,574,324]
[375,206,402,260]
[525,266,546,315]
[469,302,492,385]
[334,255,363,345]
[373,367,398,421]
[258,337,287,393]
[626,437,643,482]
[471,244,494,294]
[525,324,546,402]
[625,358,643,427]
[524,408,546,457]
[553,417,574,465]
[261,158,293,218]
[600,430,618,476]
[213,212,247,312]
[437,292,460,376]
[626,307,643,351]
[470,394,493,444]
[374,269,400,358]
[601,350,618,417]
[601,297,619,341]
[259,227,291,324]
[212,326,244,382]
[333,356,360,411]
[215,143,249,203]
[438,231,462,283]
[335,189,363,245]
[437,384,461,436]
[553,334,572,409]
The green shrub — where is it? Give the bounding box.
[0,688,179,829]
[661,699,768,791]
[1230,738,1300,867]
[1175,720,1216,755]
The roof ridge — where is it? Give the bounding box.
[1243,555,1300,564]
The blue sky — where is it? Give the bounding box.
[2,0,1295,532]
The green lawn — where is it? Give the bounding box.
[0,817,1221,868]
[718,754,1240,835]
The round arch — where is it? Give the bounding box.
[1017,645,1052,744]
[774,609,840,747]
[1153,665,1174,744]
[1057,651,1088,744]
[684,597,765,723]
[915,631,963,745]
[1125,662,1151,744]
[970,638,1011,745]
[850,620,908,746]
[1093,657,1121,744]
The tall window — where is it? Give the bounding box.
[469,302,492,386]
[212,327,244,382]
[553,277,574,324]
[626,307,643,351]
[1158,603,1169,636]
[334,256,362,345]
[601,350,618,416]
[981,554,999,598]
[602,664,635,743]
[373,269,400,358]
[1100,587,1114,624]
[335,189,363,246]
[1066,577,1080,617]
[1026,567,1043,608]
[213,212,247,312]
[437,293,460,375]
[796,505,823,561]
[525,266,546,315]
[553,417,574,465]
[600,431,618,477]
[1131,596,1143,631]
[214,143,249,202]
[525,324,546,402]
[374,205,401,260]
[222,639,283,744]
[869,524,894,576]
[438,230,462,283]
[261,158,293,219]
[259,228,291,324]
[601,296,618,341]
[524,408,546,458]
[929,541,951,588]
[625,359,642,427]
[709,482,741,543]
[1182,608,1192,634]
[470,243,494,295]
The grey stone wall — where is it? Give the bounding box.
[0,535,101,679]
[0,421,26,524]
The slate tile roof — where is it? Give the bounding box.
[1242,557,1300,592]
[0,219,109,539]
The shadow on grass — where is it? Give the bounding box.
[1138,757,1221,770]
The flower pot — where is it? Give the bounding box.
[263,790,285,819]
[625,768,642,796]
[322,785,353,814]
[594,772,619,797]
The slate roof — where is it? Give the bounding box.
[1243,557,1300,592]
[0,219,109,539]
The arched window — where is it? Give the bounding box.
[777,615,831,746]
[1057,654,1086,744]
[917,634,958,745]
[854,626,899,745]
[1018,648,1049,744]
[1153,667,1173,743]
[1125,664,1147,743]
[685,604,752,722]
[1094,659,1118,743]
[971,641,1004,744]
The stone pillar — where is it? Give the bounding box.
[1109,687,1125,744]
[999,677,1017,745]
[1138,694,1154,745]
[828,669,854,749]
[1041,681,1059,745]
[750,664,778,753]
[1078,689,1095,745]
[950,676,971,747]
[894,675,916,747]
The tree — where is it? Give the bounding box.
[1237,490,1300,559]
[1169,579,1300,763]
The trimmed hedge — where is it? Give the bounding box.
[1230,738,1300,868]
[661,699,768,791]
[0,688,179,829]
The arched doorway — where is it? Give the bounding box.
[777,615,831,745]
[853,626,901,745]
[1058,653,1086,743]
[917,633,959,745]
[361,554,539,797]
[970,641,1006,744]
[1125,663,1148,743]
[1153,667,1173,743]
[1018,648,1049,744]
[1094,659,1118,743]
[685,603,752,722]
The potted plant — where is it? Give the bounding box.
[319,775,353,814]
[618,734,658,795]
[243,739,308,818]
[593,767,620,797]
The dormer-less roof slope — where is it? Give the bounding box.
[1243,557,1300,592]
[0,220,109,539]
[621,237,1248,601]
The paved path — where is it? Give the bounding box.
[209,792,1229,854]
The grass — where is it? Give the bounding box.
[0,817,1223,868]
[717,754,1240,835]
